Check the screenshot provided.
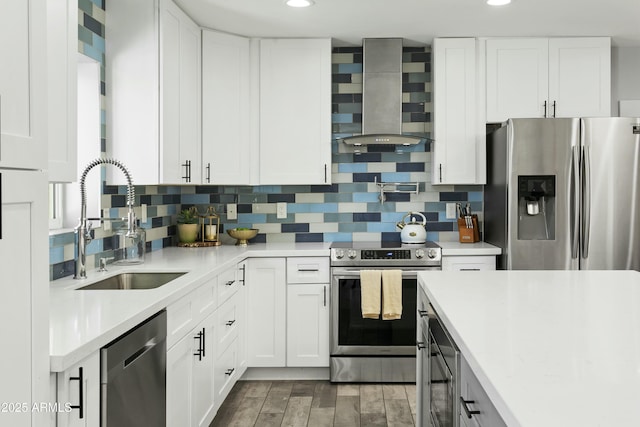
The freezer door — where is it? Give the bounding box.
[580,118,640,271]
[507,118,581,270]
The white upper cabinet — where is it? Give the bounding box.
[107,0,201,185]
[548,38,611,118]
[258,38,332,185]
[202,30,253,185]
[47,0,77,182]
[486,37,611,122]
[0,0,47,170]
[432,38,485,185]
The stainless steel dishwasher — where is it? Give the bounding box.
[101,310,166,426]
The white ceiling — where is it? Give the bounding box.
[174,0,640,47]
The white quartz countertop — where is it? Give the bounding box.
[418,270,640,427]
[435,241,502,256]
[49,243,330,372]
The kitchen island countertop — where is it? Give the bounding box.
[49,243,329,372]
[419,269,640,427]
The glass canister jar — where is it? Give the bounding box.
[113,224,146,264]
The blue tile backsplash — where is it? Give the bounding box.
[48,5,483,281]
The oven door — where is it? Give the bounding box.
[331,267,437,356]
[429,330,454,427]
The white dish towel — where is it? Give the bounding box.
[382,269,402,320]
[360,270,381,319]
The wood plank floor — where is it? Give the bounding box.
[210,381,416,427]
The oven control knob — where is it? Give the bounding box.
[347,249,358,259]
[427,248,439,259]
[334,249,345,259]
[415,249,425,259]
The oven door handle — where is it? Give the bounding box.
[331,269,426,277]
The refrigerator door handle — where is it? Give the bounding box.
[571,146,580,259]
[582,145,591,258]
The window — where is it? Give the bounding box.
[49,54,102,231]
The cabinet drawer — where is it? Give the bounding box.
[167,293,197,349]
[214,337,238,405]
[217,266,239,305]
[460,356,507,427]
[287,257,329,283]
[193,276,218,321]
[442,256,496,271]
[215,292,240,357]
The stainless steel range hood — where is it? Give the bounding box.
[341,38,423,147]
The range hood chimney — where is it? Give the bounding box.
[341,38,423,147]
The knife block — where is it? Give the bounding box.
[457,215,479,243]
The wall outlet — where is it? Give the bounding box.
[227,203,237,220]
[446,203,457,219]
[276,202,287,219]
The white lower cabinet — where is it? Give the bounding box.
[167,312,216,427]
[55,352,100,427]
[166,263,246,426]
[442,255,496,271]
[246,258,287,367]
[460,356,507,427]
[286,282,330,367]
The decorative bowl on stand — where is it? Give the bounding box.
[227,228,259,246]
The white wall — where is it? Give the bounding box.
[611,47,640,116]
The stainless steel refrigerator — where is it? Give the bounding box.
[485,117,640,270]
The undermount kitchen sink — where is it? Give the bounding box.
[76,272,186,290]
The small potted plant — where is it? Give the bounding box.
[177,208,199,243]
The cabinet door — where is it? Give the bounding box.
[548,37,611,118]
[202,30,252,185]
[259,38,332,185]
[433,38,483,185]
[47,0,77,182]
[160,0,202,184]
[191,315,216,427]
[56,352,100,427]
[0,170,48,427]
[166,333,194,427]
[246,258,286,367]
[486,38,549,122]
[0,0,47,170]
[286,283,330,367]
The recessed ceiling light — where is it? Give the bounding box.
[487,0,511,5]
[286,0,314,7]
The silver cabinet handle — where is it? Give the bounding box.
[225,320,236,326]
[69,367,84,419]
[206,163,211,183]
[225,280,235,286]
[297,268,319,272]
[552,100,557,117]
[323,286,326,307]
[460,397,480,418]
[418,310,428,318]
[459,268,480,271]
[543,100,547,117]
[225,368,235,376]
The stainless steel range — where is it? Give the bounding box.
[330,242,442,383]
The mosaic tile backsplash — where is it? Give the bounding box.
[50,41,483,280]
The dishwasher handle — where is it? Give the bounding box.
[124,338,158,369]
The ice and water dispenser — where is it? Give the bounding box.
[517,175,555,240]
